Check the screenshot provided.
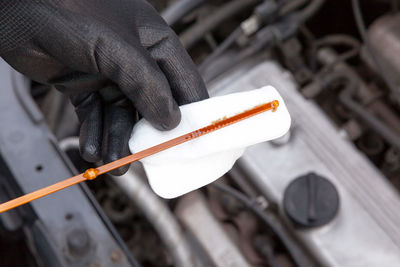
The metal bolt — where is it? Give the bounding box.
[67,228,91,257]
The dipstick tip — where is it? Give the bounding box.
[272,100,279,112]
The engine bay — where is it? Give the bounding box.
[1,0,400,266]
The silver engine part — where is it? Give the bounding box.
[366,14,400,93]
[208,60,400,267]
[176,192,251,267]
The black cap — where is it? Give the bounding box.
[283,172,339,228]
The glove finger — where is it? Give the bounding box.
[102,97,136,176]
[146,30,209,105]
[51,72,109,96]
[35,14,181,131]
[94,33,181,131]
[69,92,103,163]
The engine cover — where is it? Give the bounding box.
[210,60,400,267]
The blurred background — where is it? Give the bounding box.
[1,0,400,266]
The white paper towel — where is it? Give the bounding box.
[129,86,291,198]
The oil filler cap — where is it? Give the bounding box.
[283,172,339,228]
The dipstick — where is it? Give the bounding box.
[0,100,279,213]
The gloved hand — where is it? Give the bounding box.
[0,0,208,175]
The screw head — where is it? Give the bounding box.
[67,228,90,257]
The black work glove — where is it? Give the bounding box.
[0,0,208,175]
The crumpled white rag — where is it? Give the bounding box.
[129,86,291,198]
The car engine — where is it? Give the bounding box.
[1,0,400,266]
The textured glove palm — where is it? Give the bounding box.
[0,0,208,175]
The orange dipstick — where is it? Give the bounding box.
[0,100,279,213]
